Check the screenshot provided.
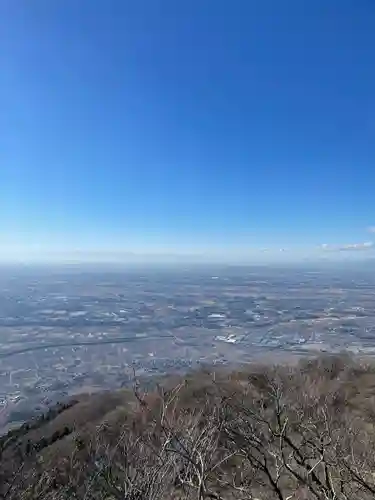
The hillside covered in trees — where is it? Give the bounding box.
[2,354,375,499]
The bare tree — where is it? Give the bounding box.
[4,356,375,500]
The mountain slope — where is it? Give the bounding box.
[2,354,375,499]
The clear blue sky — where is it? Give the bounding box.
[1,1,375,262]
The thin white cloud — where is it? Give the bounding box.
[367,226,375,233]
[320,242,374,252]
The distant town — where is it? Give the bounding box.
[1,263,375,433]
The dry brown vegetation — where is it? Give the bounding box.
[2,353,375,499]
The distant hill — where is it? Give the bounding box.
[2,354,375,499]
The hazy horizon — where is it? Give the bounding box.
[0,245,374,266]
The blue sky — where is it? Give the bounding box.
[1,1,375,263]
